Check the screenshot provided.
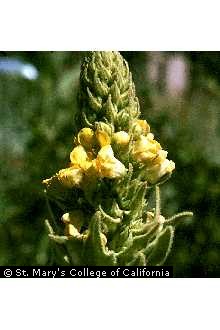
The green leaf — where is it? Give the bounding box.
[84,211,117,266]
[146,226,174,266]
[127,252,146,266]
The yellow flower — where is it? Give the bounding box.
[70,145,92,171]
[132,134,161,163]
[113,131,130,146]
[133,119,150,136]
[77,128,95,149]
[151,150,168,165]
[57,167,84,188]
[131,134,175,184]
[146,159,175,184]
[95,130,111,147]
[95,145,126,178]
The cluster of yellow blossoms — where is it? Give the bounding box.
[131,120,175,184]
[43,119,175,189]
[54,126,127,188]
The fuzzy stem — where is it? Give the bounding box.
[165,212,193,225]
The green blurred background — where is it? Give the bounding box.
[0,52,219,277]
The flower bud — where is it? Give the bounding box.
[65,224,81,238]
[116,109,130,127]
[110,81,121,106]
[95,122,112,147]
[87,87,102,112]
[96,121,113,135]
[77,128,95,149]
[103,95,117,123]
[132,135,161,163]
[133,119,150,136]
[113,131,130,146]
[62,210,84,231]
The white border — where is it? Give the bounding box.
[0,279,219,329]
[0,1,219,329]
[1,1,220,50]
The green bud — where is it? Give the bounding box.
[95,121,114,136]
[93,71,109,97]
[104,95,117,123]
[87,87,102,112]
[78,51,140,128]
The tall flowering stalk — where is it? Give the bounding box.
[43,52,192,266]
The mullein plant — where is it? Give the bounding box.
[43,51,193,266]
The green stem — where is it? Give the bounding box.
[165,212,193,225]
